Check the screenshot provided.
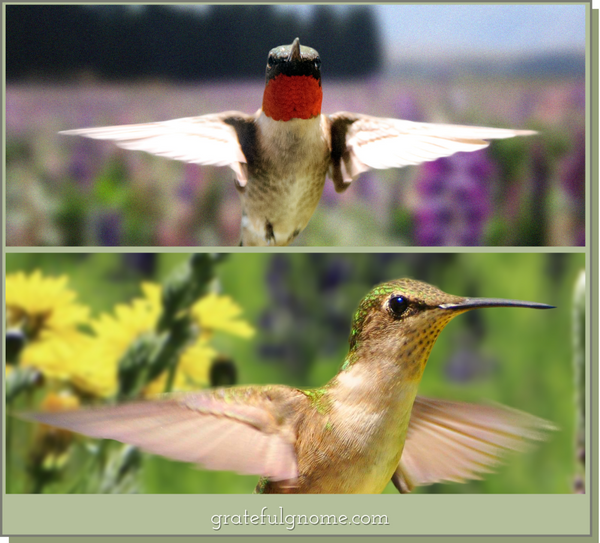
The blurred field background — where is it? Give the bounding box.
[6,252,585,493]
[5,5,586,247]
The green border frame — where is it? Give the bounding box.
[1,2,596,542]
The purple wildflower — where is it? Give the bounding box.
[97,211,121,246]
[413,152,495,246]
[560,130,585,245]
[67,138,103,186]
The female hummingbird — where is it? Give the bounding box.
[25,279,555,493]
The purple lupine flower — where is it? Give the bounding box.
[67,138,104,186]
[259,255,356,378]
[413,152,495,246]
[444,339,498,383]
[308,254,353,292]
[265,254,294,306]
[123,253,157,277]
[97,211,121,246]
[561,130,585,201]
[179,163,203,201]
[560,130,585,246]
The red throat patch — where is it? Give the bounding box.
[262,74,323,122]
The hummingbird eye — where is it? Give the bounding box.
[388,296,409,319]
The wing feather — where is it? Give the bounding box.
[23,389,298,482]
[392,396,554,493]
[60,111,254,184]
[328,112,535,187]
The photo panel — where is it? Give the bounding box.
[5,4,586,247]
[3,253,589,536]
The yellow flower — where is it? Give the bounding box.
[70,287,162,398]
[144,341,216,396]
[6,270,89,342]
[193,292,255,339]
[65,336,119,398]
[69,282,253,398]
[6,270,90,380]
[20,331,92,381]
[32,392,81,471]
[40,390,80,412]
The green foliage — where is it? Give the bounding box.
[7,5,383,81]
[5,253,583,494]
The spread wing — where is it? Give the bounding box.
[328,112,536,192]
[22,387,298,481]
[60,111,256,186]
[392,396,555,493]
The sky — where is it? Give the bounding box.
[278,4,586,61]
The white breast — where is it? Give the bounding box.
[241,113,330,246]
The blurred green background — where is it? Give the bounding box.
[5,252,585,493]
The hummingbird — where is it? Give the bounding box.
[24,279,555,494]
[60,38,536,246]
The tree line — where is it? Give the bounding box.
[6,5,382,81]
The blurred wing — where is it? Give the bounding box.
[392,396,555,493]
[60,111,254,186]
[22,390,297,481]
[328,112,536,191]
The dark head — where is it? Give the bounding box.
[262,38,323,122]
[265,38,321,83]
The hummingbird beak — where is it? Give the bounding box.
[289,37,302,62]
[439,298,555,311]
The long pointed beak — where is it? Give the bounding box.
[440,298,555,311]
[289,37,301,62]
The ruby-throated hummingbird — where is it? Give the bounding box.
[26,279,555,494]
[60,39,535,246]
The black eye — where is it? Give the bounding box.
[388,296,408,318]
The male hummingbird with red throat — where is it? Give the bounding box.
[25,279,555,494]
[61,38,535,246]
